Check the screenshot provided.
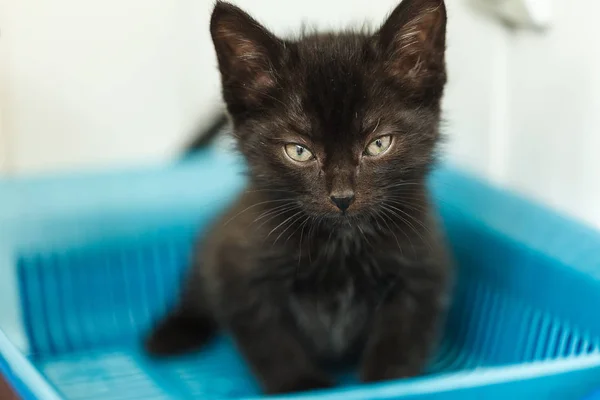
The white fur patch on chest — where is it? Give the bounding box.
[289,283,369,358]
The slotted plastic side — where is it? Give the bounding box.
[442,261,600,368]
[431,168,600,367]
[18,230,196,357]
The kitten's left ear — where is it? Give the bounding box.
[210,2,284,111]
[377,0,447,92]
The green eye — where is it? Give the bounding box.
[365,135,392,156]
[284,143,314,162]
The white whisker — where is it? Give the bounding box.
[267,210,304,241]
[224,198,294,226]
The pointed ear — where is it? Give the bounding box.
[210,2,284,110]
[377,0,447,91]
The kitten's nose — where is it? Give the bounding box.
[330,193,355,212]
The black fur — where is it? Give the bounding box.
[183,113,229,155]
[147,0,452,394]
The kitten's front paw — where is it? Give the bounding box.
[267,373,333,394]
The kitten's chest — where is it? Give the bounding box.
[280,232,400,359]
[288,276,374,360]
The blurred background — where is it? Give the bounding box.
[1,0,599,228]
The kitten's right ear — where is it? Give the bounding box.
[377,0,447,94]
[210,2,284,110]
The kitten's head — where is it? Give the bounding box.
[211,0,447,220]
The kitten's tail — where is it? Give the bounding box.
[145,306,217,356]
[182,112,229,155]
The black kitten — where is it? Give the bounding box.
[147,0,452,394]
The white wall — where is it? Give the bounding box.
[0,0,505,175]
[1,0,198,172]
[0,21,9,173]
[502,0,600,228]
[442,1,509,178]
[0,108,7,173]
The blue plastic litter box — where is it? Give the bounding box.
[1,150,600,400]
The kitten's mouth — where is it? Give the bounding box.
[320,209,358,222]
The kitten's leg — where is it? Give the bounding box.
[224,295,332,394]
[145,305,217,356]
[360,274,446,382]
[145,272,217,356]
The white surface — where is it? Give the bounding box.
[1,0,194,172]
[475,0,553,29]
[504,0,600,228]
[0,111,7,174]
[442,0,509,178]
[0,26,8,174]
